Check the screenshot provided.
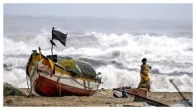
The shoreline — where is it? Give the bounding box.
[3,88,192,107]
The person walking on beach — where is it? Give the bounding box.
[138,58,152,91]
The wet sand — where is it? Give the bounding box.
[3,88,192,107]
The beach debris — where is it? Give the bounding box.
[169,79,192,107]
[133,95,169,107]
[101,88,105,91]
[113,86,148,98]
[109,103,123,107]
[123,102,149,107]
[109,102,149,107]
[113,87,169,107]
[3,82,26,96]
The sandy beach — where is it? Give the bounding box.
[3,88,192,107]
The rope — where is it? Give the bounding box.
[55,74,96,96]
[58,82,61,97]
[26,60,38,97]
[34,74,41,94]
[26,60,35,96]
[72,77,88,88]
[56,76,62,97]
[26,59,35,94]
[26,72,30,94]
[71,77,97,96]
[71,77,95,90]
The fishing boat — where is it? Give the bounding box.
[26,27,102,97]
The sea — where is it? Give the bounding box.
[3,15,193,92]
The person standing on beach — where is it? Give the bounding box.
[138,58,152,91]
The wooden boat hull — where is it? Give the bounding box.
[113,87,148,98]
[34,75,96,96]
[26,51,101,96]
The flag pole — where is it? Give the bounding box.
[51,27,55,60]
[51,43,53,57]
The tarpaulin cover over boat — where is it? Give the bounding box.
[58,58,96,78]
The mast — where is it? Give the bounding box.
[50,27,55,60]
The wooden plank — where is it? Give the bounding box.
[128,88,148,98]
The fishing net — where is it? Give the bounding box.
[58,58,96,78]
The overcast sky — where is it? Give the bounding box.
[4,4,192,20]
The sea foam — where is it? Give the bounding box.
[3,32,193,92]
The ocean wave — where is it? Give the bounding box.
[97,65,192,92]
[4,32,193,74]
[3,32,193,91]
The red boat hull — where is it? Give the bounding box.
[34,75,96,96]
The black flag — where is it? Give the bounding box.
[52,27,67,46]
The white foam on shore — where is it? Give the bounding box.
[3,68,27,88]
[97,65,192,92]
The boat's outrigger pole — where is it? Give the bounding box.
[169,80,192,106]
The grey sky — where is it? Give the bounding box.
[4,4,192,20]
